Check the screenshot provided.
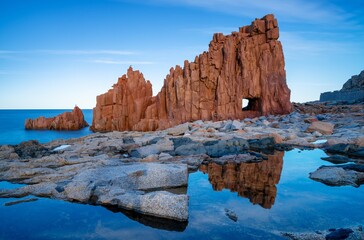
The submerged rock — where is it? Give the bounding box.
[281,225,363,240]
[4,197,38,206]
[224,208,238,222]
[325,228,353,240]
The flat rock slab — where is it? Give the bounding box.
[309,164,364,187]
[0,159,189,221]
[306,121,334,135]
[63,163,188,202]
[97,189,189,221]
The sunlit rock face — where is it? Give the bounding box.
[199,152,284,209]
[91,14,291,132]
[25,106,89,131]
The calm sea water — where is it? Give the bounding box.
[1,149,363,239]
[0,109,93,145]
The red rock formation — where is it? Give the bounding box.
[199,152,284,209]
[91,14,292,132]
[25,106,89,130]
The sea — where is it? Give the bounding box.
[0,109,93,145]
[0,110,363,239]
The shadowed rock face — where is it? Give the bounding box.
[320,70,364,102]
[25,106,89,130]
[199,152,284,209]
[91,14,291,132]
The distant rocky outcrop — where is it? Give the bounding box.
[25,106,89,130]
[320,70,364,102]
[91,14,292,132]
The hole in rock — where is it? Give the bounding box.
[242,98,261,112]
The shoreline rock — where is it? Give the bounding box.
[25,106,89,131]
[1,101,363,221]
[309,164,364,187]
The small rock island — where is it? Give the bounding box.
[25,106,89,130]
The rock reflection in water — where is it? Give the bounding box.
[199,152,284,209]
[105,206,188,232]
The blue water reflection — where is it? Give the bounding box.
[0,149,363,239]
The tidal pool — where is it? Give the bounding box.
[0,149,363,239]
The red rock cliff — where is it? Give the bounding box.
[91,14,292,132]
[25,106,89,130]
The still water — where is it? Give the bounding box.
[0,149,363,239]
[0,109,93,145]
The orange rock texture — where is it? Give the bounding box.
[25,106,89,130]
[199,152,284,209]
[91,14,291,132]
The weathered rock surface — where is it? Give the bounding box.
[306,121,334,135]
[25,106,89,130]
[91,14,291,132]
[320,70,364,103]
[309,164,364,187]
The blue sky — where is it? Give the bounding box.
[1,0,363,109]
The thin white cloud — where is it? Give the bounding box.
[281,31,361,57]
[92,59,156,65]
[0,49,135,56]
[36,50,136,55]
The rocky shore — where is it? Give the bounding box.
[1,102,363,235]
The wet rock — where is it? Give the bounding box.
[4,197,38,206]
[325,144,364,158]
[13,140,52,159]
[325,144,357,154]
[325,228,353,240]
[309,164,364,187]
[321,155,352,164]
[212,154,263,164]
[175,142,206,156]
[281,225,363,240]
[224,208,238,222]
[108,206,188,232]
[204,138,249,157]
[248,137,276,152]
